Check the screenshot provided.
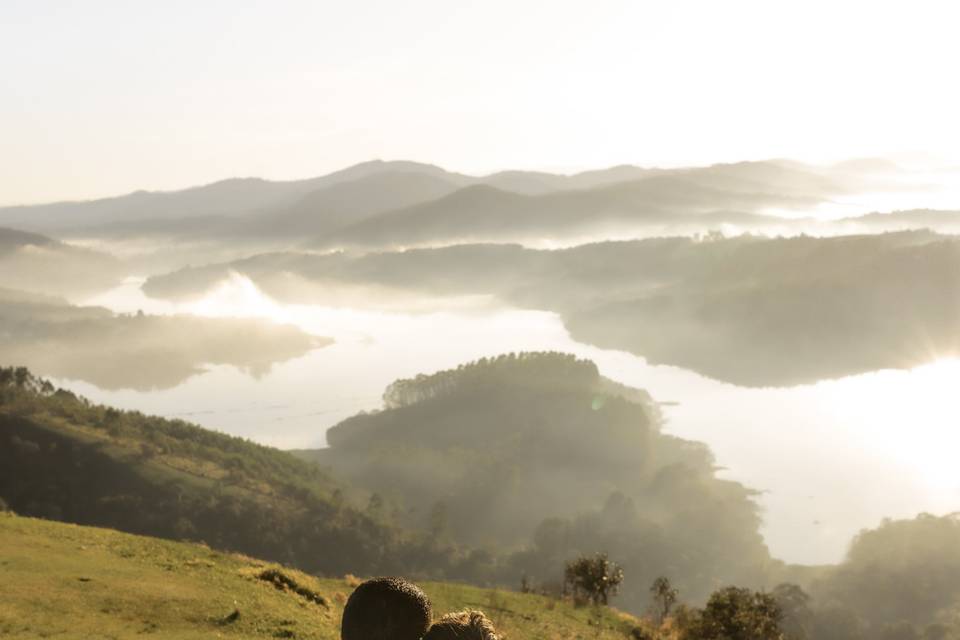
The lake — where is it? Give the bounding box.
[63,274,960,567]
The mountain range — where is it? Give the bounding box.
[0,158,915,248]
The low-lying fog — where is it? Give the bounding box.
[61,273,960,567]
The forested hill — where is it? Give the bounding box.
[0,367,415,577]
[1,355,780,616]
[296,353,781,609]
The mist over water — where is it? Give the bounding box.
[8,2,960,631]
[65,274,960,566]
[777,166,960,220]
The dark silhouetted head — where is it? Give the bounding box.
[423,610,498,640]
[341,577,432,640]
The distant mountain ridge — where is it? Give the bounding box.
[0,160,459,232]
[0,158,890,244]
[321,161,838,248]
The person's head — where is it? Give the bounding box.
[341,577,432,640]
[423,610,499,640]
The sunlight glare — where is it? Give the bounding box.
[826,358,960,494]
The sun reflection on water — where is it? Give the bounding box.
[823,358,960,493]
[79,273,960,564]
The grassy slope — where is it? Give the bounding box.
[0,513,643,640]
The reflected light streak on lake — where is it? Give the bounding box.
[68,275,960,566]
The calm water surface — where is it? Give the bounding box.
[66,275,960,566]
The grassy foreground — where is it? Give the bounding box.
[0,513,643,639]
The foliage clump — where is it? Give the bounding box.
[684,586,784,640]
[564,552,624,606]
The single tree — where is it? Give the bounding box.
[650,576,679,624]
[564,552,624,606]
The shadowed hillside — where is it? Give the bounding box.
[0,368,413,578]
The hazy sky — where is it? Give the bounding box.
[2,0,959,205]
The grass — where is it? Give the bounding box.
[0,513,644,639]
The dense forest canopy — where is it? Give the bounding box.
[302,352,778,607]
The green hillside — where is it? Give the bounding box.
[0,513,642,640]
[0,366,418,578]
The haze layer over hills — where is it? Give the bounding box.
[4,157,955,252]
[0,227,123,298]
[143,230,960,386]
[2,156,960,612]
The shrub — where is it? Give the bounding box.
[564,552,624,606]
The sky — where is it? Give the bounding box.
[2,0,960,205]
